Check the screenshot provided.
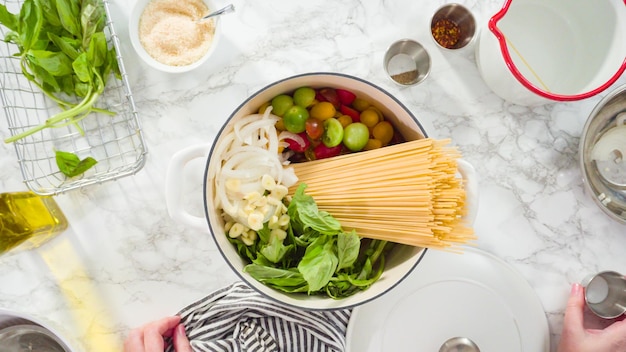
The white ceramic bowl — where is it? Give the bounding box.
[204,73,431,310]
[128,0,221,73]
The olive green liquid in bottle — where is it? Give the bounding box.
[0,192,68,256]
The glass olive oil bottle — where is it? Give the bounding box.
[0,192,68,256]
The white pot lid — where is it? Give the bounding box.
[346,246,550,352]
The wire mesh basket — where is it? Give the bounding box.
[0,0,147,195]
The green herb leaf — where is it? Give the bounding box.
[17,0,43,51]
[337,230,360,271]
[288,184,342,235]
[260,235,293,264]
[297,235,338,292]
[244,265,308,292]
[38,0,62,28]
[0,4,18,31]
[26,50,74,76]
[47,32,80,60]
[55,150,97,177]
[55,0,80,37]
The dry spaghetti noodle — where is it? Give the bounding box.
[288,138,475,249]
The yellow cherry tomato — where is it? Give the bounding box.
[352,98,371,112]
[372,121,394,145]
[337,115,353,128]
[309,102,336,120]
[364,139,383,150]
[360,109,380,129]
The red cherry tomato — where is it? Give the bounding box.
[340,105,360,122]
[317,88,341,108]
[336,89,356,105]
[313,143,342,160]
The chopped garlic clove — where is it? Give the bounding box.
[247,211,264,231]
[268,215,280,229]
[262,174,276,191]
[244,191,262,202]
[229,223,245,238]
[271,185,288,199]
[278,214,290,227]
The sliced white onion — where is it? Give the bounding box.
[211,108,300,228]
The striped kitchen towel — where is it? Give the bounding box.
[165,281,351,352]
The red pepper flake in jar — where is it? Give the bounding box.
[432,18,461,49]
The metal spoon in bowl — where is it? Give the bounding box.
[439,337,480,352]
[198,4,235,22]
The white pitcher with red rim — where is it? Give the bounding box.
[475,0,626,106]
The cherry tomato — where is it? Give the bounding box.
[283,105,309,133]
[372,121,394,145]
[336,88,356,105]
[293,87,316,108]
[339,105,360,122]
[317,88,340,108]
[322,118,344,147]
[271,94,293,116]
[313,143,342,160]
[343,122,369,152]
[360,109,380,128]
[310,102,336,120]
[305,118,324,140]
[337,115,352,128]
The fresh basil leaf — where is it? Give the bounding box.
[288,184,342,235]
[260,235,293,264]
[55,150,97,177]
[55,0,80,37]
[72,52,91,83]
[29,62,61,91]
[87,31,106,67]
[17,0,43,51]
[337,230,360,271]
[0,4,18,31]
[80,0,105,50]
[26,50,73,76]
[244,264,308,289]
[38,0,62,28]
[47,32,79,60]
[297,235,338,292]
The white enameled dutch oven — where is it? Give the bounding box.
[165,72,478,310]
[476,0,626,106]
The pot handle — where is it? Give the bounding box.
[457,159,479,225]
[165,144,212,232]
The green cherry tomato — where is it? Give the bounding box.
[343,122,369,151]
[293,87,316,108]
[322,118,344,147]
[283,105,309,133]
[271,94,294,116]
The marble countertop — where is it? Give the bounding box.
[2,0,626,351]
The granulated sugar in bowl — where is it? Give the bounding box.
[129,0,221,73]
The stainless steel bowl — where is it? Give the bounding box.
[580,84,626,224]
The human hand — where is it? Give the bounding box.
[124,316,192,352]
[558,283,626,352]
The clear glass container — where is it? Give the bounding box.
[0,192,68,256]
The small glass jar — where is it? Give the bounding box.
[0,192,68,256]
